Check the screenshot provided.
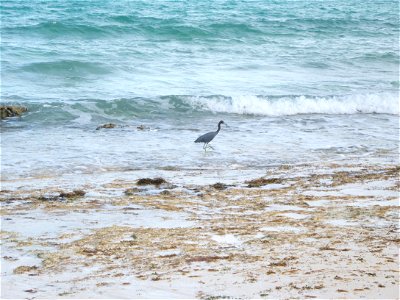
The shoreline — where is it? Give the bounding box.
[1,162,399,299]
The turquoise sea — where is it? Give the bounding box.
[1,0,399,180]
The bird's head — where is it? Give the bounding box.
[218,120,228,129]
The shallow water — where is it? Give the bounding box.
[1,113,398,182]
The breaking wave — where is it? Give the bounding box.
[3,92,398,127]
[181,93,399,116]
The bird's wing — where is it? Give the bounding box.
[194,131,215,143]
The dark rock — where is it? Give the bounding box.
[0,105,27,119]
[96,123,117,130]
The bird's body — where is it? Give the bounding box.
[194,120,225,151]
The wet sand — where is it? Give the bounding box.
[1,163,399,299]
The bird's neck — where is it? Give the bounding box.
[217,123,221,132]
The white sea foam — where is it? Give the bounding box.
[184,93,399,116]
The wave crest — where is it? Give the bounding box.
[3,93,398,127]
[182,93,399,116]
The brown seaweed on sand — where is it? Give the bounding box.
[246,177,283,187]
[2,163,399,298]
[186,255,231,263]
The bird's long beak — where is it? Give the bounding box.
[224,123,229,128]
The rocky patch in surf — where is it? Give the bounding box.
[0,105,27,119]
[96,123,117,130]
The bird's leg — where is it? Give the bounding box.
[208,144,214,150]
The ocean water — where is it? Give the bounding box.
[1,0,399,182]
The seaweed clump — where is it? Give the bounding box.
[137,177,167,186]
[38,190,86,201]
[59,190,86,199]
[211,183,228,190]
[246,177,283,188]
[13,265,39,274]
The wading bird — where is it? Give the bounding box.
[194,120,226,151]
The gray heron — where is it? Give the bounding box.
[194,120,226,151]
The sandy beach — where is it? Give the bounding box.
[1,162,398,299]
